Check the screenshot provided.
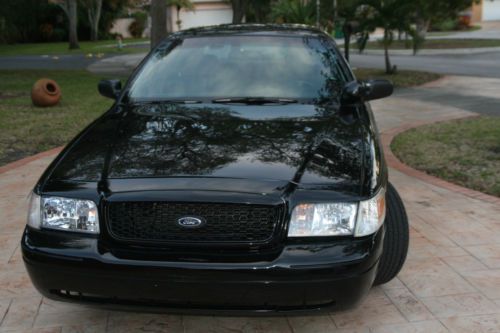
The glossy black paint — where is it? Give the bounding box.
[46,103,380,194]
[98,79,122,100]
[343,79,394,103]
[22,225,384,313]
[23,24,390,313]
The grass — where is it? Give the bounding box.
[0,70,124,165]
[392,117,500,197]
[0,38,149,56]
[353,68,442,88]
[355,38,500,50]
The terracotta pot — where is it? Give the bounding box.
[31,78,61,107]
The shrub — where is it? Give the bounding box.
[430,18,458,32]
[129,12,148,38]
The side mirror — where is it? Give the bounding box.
[98,79,122,100]
[342,79,393,103]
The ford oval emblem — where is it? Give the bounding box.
[177,216,205,228]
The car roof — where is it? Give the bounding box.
[171,23,328,39]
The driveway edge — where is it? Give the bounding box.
[381,116,500,205]
[0,147,63,175]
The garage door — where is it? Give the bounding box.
[180,8,233,30]
[483,0,500,21]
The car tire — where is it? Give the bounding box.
[373,182,409,286]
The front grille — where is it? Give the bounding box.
[106,202,282,244]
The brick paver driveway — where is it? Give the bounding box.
[1,76,500,332]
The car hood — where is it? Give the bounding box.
[47,103,372,196]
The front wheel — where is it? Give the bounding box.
[373,183,409,286]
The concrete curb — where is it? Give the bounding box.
[381,116,500,205]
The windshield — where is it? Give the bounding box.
[128,35,348,102]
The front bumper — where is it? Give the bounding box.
[22,227,384,314]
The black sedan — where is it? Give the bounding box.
[22,24,409,314]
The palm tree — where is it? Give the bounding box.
[358,0,420,74]
[335,0,363,61]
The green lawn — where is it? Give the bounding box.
[354,38,500,50]
[0,38,149,56]
[353,68,442,88]
[0,70,124,165]
[392,117,500,197]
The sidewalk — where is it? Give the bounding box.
[1,76,500,332]
[394,76,500,117]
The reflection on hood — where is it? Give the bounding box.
[49,103,367,193]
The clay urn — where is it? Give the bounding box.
[31,79,61,107]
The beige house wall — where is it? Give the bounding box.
[471,0,483,23]
[110,18,135,39]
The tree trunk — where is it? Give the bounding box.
[87,0,102,41]
[231,0,248,24]
[344,32,351,62]
[176,5,182,30]
[384,43,392,74]
[343,23,352,62]
[67,0,79,49]
[416,17,430,40]
[89,17,99,41]
[316,0,320,27]
[151,0,167,49]
[383,29,394,74]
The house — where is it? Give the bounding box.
[168,0,233,32]
[110,0,233,38]
[472,0,500,22]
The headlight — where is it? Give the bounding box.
[27,193,99,234]
[287,187,386,238]
[288,202,358,237]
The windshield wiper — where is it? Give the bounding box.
[132,99,203,104]
[212,97,298,105]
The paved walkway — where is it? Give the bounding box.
[394,76,500,117]
[1,76,500,332]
